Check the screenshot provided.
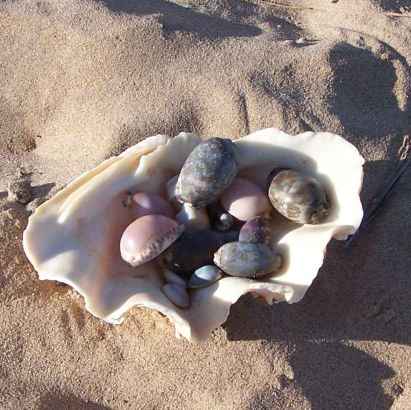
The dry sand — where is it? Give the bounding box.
[1,0,411,408]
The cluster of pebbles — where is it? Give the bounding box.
[120,138,330,309]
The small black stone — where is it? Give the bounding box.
[207,201,243,231]
[162,229,238,277]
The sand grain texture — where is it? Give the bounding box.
[1,0,411,409]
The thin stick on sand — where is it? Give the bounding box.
[255,1,325,12]
[345,135,410,247]
[384,12,411,18]
[259,1,411,17]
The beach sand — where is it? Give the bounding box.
[1,0,411,408]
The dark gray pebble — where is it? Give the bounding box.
[175,138,238,207]
[163,229,238,277]
[214,242,282,278]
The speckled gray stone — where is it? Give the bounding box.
[214,242,282,278]
[175,138,238,207]
[7,178,32,204]
[268,169,330,224]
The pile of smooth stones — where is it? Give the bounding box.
[120,138,330,309]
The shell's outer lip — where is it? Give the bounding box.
[23,128,365,342]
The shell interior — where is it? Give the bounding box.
[23,129,364,341]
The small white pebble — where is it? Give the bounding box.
[163,269,186,287]
[162,283,190,309]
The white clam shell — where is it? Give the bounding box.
[22,129,364,342]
